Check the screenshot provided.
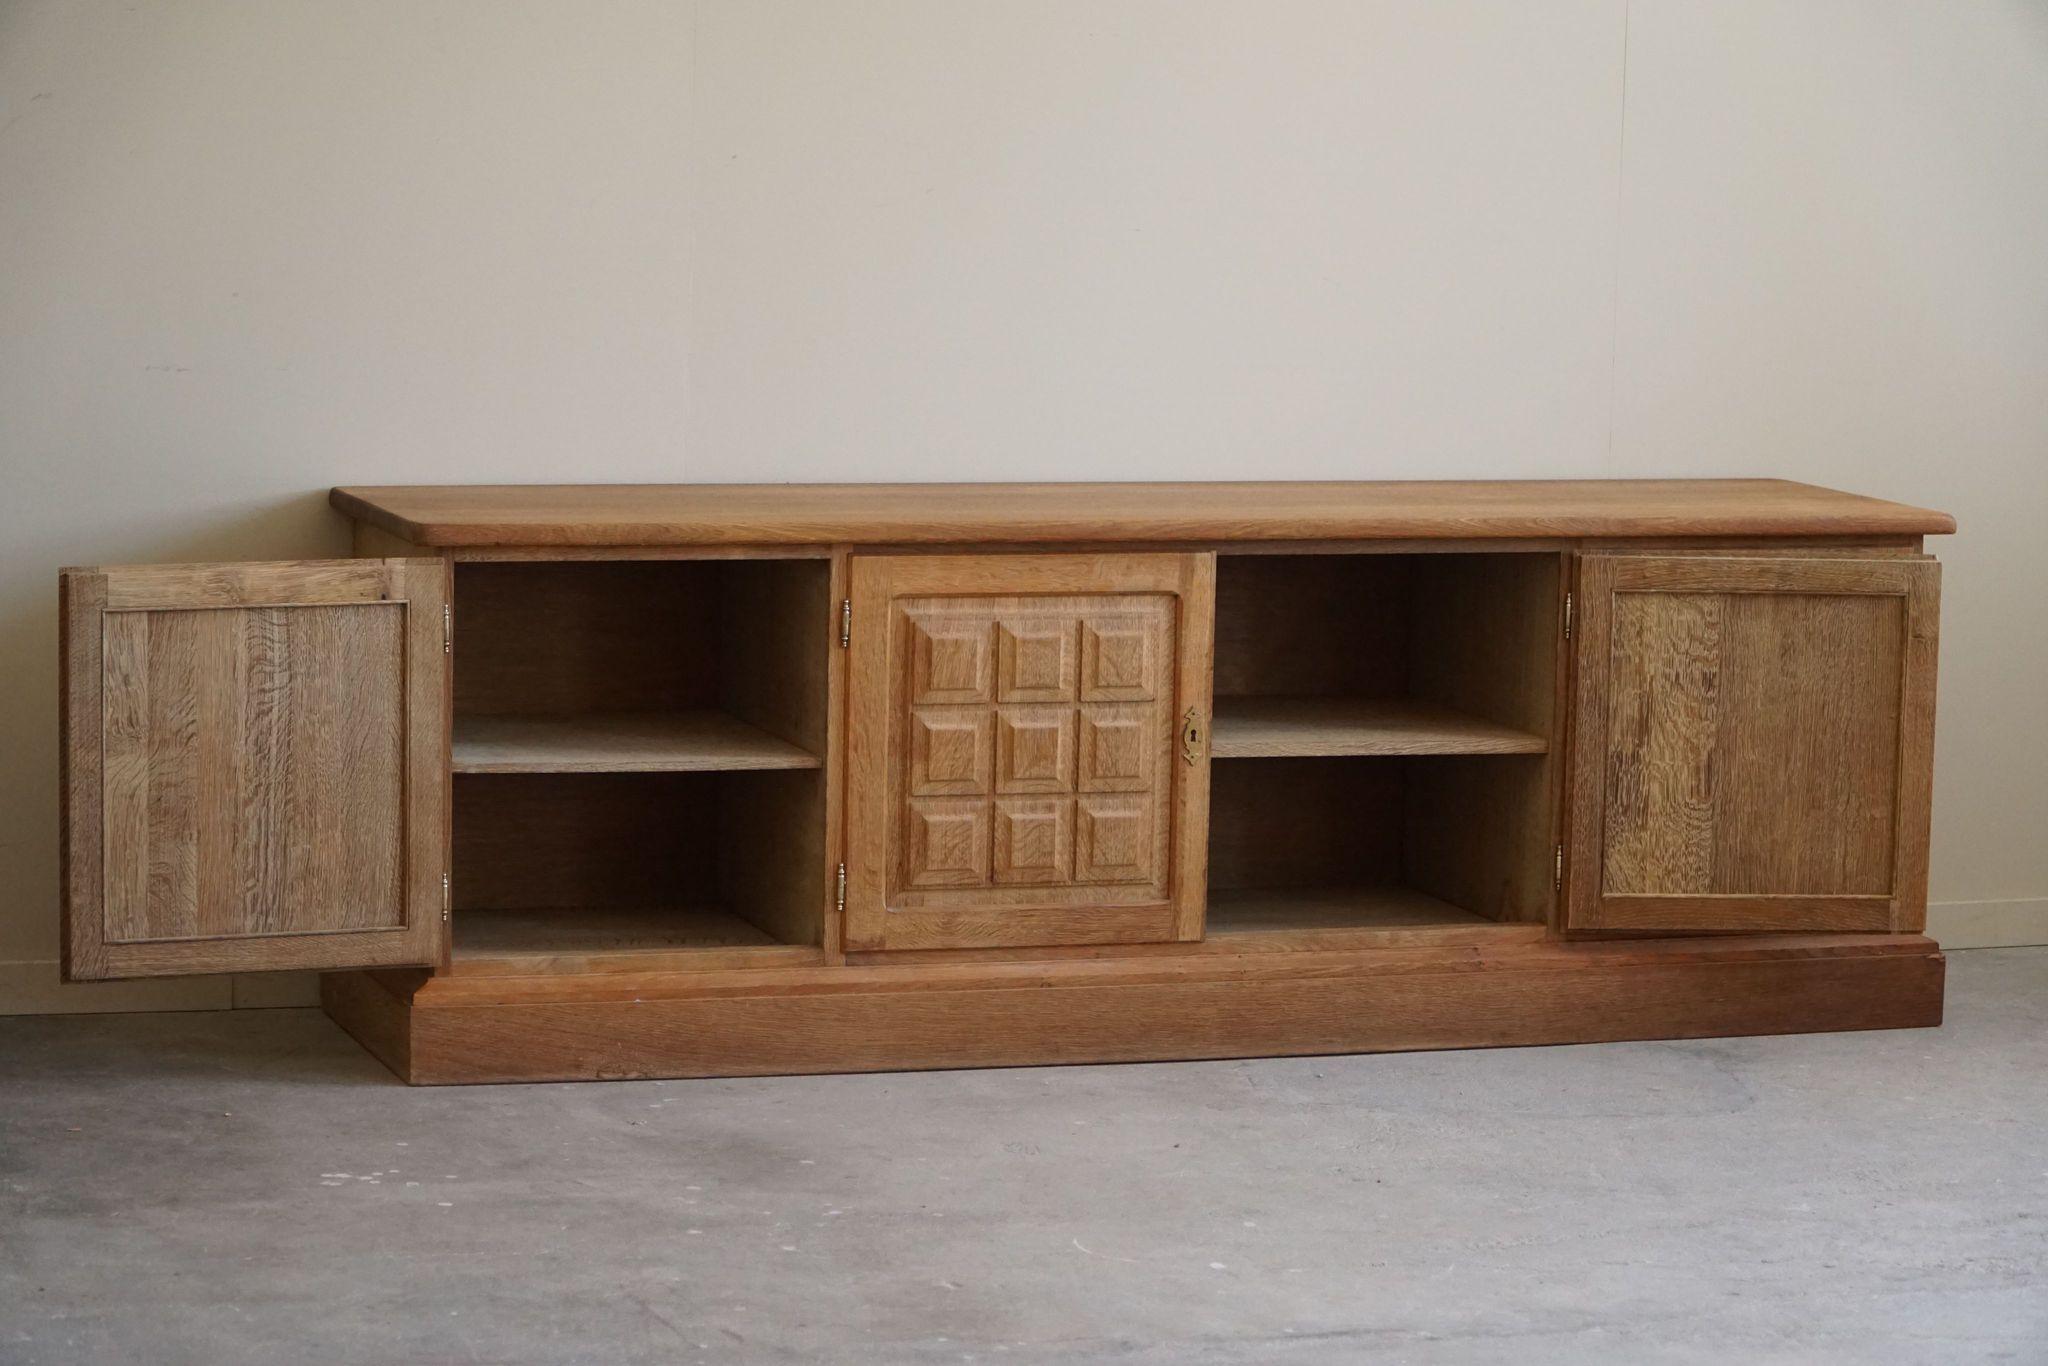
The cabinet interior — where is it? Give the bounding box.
[1207,551,1560,935]
[449,558,830,972]
[446,549,1560,968]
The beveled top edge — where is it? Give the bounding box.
[330,479,1956,548]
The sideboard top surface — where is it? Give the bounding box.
[331,479,1955,548]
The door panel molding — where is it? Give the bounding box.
[1565,552,1938,934]
[63,559,450,979]
[845,553,1214,951]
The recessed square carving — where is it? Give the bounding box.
[1078,706,1152,793]
[993,797,1074,885]
[1080,616,1156,701]
[1075,795,1154,885]
[996,707,1075,795]
[905,798,991,888]
[909,710,992,797]
[881,586,1184,921]
[909,616,993,705]
[998,618,1078,702]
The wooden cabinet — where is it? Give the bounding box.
[1564,552,1940,934]
[61,559,448,979]
[57,481,1959,1082]
[843,553,1213,950]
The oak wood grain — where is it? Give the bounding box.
[1567,553,1940,934]
[399,930,1939,1005]
[63,559,447,979]
[844,553,1214,952]
[323,934,1944,1083]
[330,479,1955,548]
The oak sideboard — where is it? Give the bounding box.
[59,479,1953,1084]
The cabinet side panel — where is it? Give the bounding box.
[718,560,832,755]
[1890,564,1941,932]
[720,770,826,947]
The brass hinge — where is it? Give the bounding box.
[840,598,851,649]
[1554,844,1564,891]
[1563,591,1573,642]
[443,603,453,654]
[441,871,451,922]
[835,862,847,914]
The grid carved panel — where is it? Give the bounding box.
[896,596,1175,897]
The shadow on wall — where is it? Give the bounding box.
[0,489,353,964]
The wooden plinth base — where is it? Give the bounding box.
[323,933,1945,1086]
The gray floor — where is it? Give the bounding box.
[2,952,2044,1366]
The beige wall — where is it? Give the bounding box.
[4,1,2044,1012]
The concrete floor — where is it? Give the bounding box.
[1,951,2044,1366]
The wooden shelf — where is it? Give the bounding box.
[1206,886,1544,946]
[450,906,822,976]
[1210,696,1548,758]
[452,710,822,774]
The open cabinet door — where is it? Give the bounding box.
[845,553,1214,952]
[62,559,449,979]
[1565,552,1939,935]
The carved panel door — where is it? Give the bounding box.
[1565,552,1940,934]
[845,554,1214,951]
[62,559,450,979]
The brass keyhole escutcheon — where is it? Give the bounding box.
[1180,707,1204,766]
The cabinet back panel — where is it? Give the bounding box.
[1215,552,1560,723]
[453,773,718,911]
[1206,758,1405,890]
[1213,556,1410,698]
[454,562,719,715]
[453,770,824,947]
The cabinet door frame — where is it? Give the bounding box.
[62,559,450,979]
[1565,551,1938,935]
[844,552,1215,952]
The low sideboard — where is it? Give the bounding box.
[58,479,1953,1084]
